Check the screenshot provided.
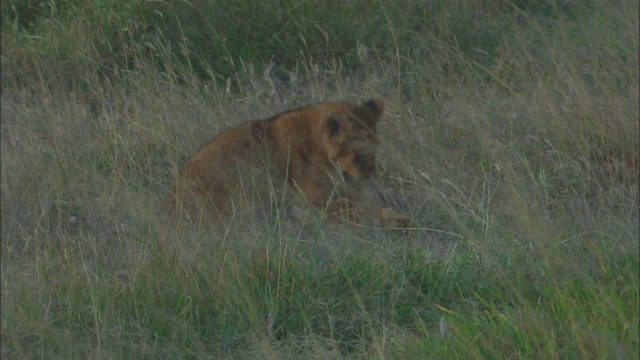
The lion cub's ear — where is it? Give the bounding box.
[323,113,352,158]
[326,113,353,139]
[362,97,384,120]
[327,113,343,138]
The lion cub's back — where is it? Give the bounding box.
[167,122,265,219]
[186,122,254,172]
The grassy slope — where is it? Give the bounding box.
[1,0,638,358]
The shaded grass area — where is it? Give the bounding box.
[1,0,601,84]
[2,217,636,358]
[2,0,638,358]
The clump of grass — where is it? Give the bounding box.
[2,0,638,358]
[2,0,597,85]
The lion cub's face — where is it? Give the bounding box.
[322,97,384,182]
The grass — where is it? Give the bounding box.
[2,0,638,358]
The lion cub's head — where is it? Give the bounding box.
[319,97,384,181]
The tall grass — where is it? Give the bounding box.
[2,0,638,358]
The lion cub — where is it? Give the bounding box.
[165,97,411,228]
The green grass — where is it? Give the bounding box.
[2,0,638,358]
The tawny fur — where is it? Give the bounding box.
[165,97,410,228]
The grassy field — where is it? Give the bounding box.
[1,0,638,358]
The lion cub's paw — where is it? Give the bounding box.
[379,208,413,230]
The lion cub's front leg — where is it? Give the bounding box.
[315,176,413,229]
[322,192,412,230]
[329,199,412,229]
[379,208,412,229]
[325,196,359,224]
